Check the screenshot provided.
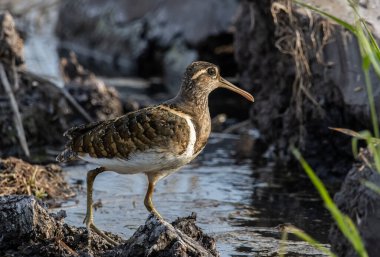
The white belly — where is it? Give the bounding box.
[78,110,197,175]
[79,150,194,174]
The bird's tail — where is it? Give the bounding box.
[56,148,78,162]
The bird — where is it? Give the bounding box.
[57,61,254,245]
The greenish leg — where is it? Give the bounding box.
[84,167,118,246]
[144,175,163,220]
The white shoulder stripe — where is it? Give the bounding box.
[159,106,196,157]
[182,113,196,157]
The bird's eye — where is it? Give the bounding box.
[207,68,216,77]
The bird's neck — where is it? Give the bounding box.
[165,88,210,119]
[163,87,212,155]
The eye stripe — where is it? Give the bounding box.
[191,69,207,80]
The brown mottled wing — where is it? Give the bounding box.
[57,106,190,162]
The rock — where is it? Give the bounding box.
[0,196,219,257]
[0,196,58,248]
[234,0,380,179]
[105,213,218,257]
[55,0,239,94]
[329,155,380,257]
[0,195,122,257]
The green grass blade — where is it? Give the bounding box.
[361,21,380,60]
[293,0,356,33]
[352,136,359,158]
[279,229,288,257]
[363,181,380,195]
[349,0,380,59]
[329,128,380,172]
[292,148,369,257]
[363,68,380,138]
[357,25,380,77]
[376,145,380,172]
[284,225,337,257]
[292,148,333,204]
[367,141,380,172]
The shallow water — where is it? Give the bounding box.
[57,136,330,256]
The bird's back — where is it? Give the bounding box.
[57,106,192,164]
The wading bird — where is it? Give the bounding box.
[57,61,254,245]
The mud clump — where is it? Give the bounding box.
[0,195,123,257]
[0,196,219,257]
[106,213,219,257]
[329,150,380,257]
[0,157,75,207]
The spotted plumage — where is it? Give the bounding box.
[57,106,191,161]
[56,61,254,245]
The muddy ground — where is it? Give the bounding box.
[0,195,218,257]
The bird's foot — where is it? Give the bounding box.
[151,210,164,221]
[89,223,118,246]
[84,216,118,246]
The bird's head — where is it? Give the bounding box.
[179,61,254,102]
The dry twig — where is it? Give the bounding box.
[0,63,30,157]
[20,70,94,123]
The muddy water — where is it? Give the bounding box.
[57,136,330,256]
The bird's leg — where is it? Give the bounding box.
[84,167,118,246]
[144,174,163,220]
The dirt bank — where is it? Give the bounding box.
[234,0,380,180]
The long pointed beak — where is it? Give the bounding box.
[219,77,254,102]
